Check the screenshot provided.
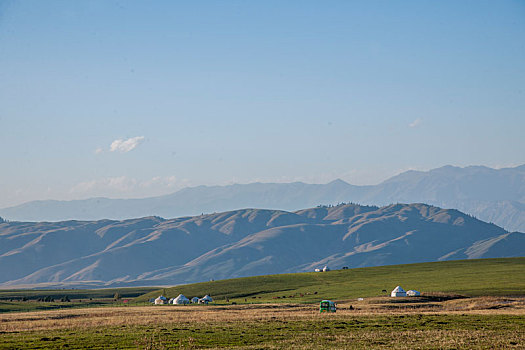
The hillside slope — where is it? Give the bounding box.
[138,257,525,302]
[0,203,523,288]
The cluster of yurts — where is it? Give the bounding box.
[154,294,213,305]
[391,286,420,297]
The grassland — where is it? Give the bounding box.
[0,287,158,313]
[138,257,525,303]
[1,258,524,348]
[1,299,524,349]
[0,286,158,300]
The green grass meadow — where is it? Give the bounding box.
[139,257,525,303]
[1,258,524,349]
[1,313,523,349]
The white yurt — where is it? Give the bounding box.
[406,290,421,297]
[391,286,407,297]
[154,295,168,304]
[322,266,330,272]
[173,294,190,304]
[191,297,199,303]
[198,295,213,304]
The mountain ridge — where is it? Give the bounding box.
[0,203,523,288]
[1,164,524,232]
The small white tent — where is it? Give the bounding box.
[407,290,420,297]
[199,295,213,304]
[173,294,190,304]
[322,266,330,272]
[154,296,168,304]
[391,286,406,297]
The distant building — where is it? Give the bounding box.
[407,290,420,296]
[391,286,406,297]
[198,295,213,304]
[154,295,168,304]
[173,294,190,304]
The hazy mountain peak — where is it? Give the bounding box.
[1,164,524,232]
[327,178,349,186]
[434,164,460,170]
[380,170,425,184]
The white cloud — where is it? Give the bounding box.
[492,163,521,169]
[69,175,188,198]
[110,136,145,153]
[409,118,422,128]
[141,176,179,189]
[70,176,138,194]
[94,147,104,155]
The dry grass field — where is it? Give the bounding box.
[1,259,523,348]
[1,296,524,349]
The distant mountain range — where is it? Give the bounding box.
[1,164,524,232]
[0,203,523,288]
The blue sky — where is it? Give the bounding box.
[1,0,524,207]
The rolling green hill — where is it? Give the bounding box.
[138,257,525,303]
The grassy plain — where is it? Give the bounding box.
[1,258,524,348]
[1,299,524,349]
[0,287,158,313]
[139,257,525,303]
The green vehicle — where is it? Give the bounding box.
[319,300,336,313]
